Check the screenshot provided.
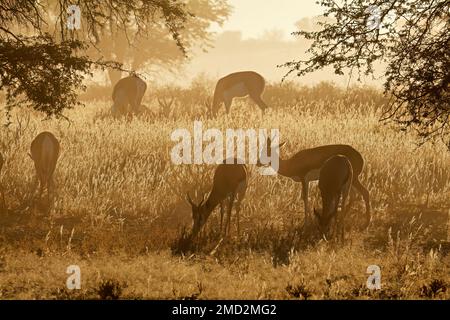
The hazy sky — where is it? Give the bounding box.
[175,0,381,86]
[212,0,324,39]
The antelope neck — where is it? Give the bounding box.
[202,197,219,214]
[274,157,292,178]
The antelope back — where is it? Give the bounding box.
[113,76,146,101]
[209,161,248,204]
[319,155,352,193]
[30,132,60,177]
[315,155,353,235]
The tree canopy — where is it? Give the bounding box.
[84,0,231,85]
[0,0,229,119]
[283,0,449,147]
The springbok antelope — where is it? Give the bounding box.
[259,138,371,227]
[29,131,60,202]
[314,155,353,240]
[211,71,269,115]
[187,159,248,238]
[111,75,147,117]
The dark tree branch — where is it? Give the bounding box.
[282,0,450,146]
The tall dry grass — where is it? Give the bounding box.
[0,82,449,299]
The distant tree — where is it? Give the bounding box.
[284,0,449,147]
[0,1,189,119]
[83,0,231,85]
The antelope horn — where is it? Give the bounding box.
[186,192,195,206]
[199,193,207,206]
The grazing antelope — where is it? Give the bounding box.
[259,138,370,227]
[29,131,60,202]
[314,155,353,240]
[187,159,248,238]
[211,71,269,115]
[111,75,147,117]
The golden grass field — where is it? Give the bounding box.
[0,82,449,299]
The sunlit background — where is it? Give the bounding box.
[211,0,323,39]
[168,0,381,86]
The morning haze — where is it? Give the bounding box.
[1,0,448,301]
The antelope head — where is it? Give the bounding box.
[313,208,329,238]
[314,198,336,239]
[256,137,286,167]
[186,192,208,237]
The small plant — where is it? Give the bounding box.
[170,223,223,256]
[271,232,296,267]
[286,281,313,300]
[171,227,194,256]
[420,279,447,299]
[97,279,126,300]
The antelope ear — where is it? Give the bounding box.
[186,193,195,207]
